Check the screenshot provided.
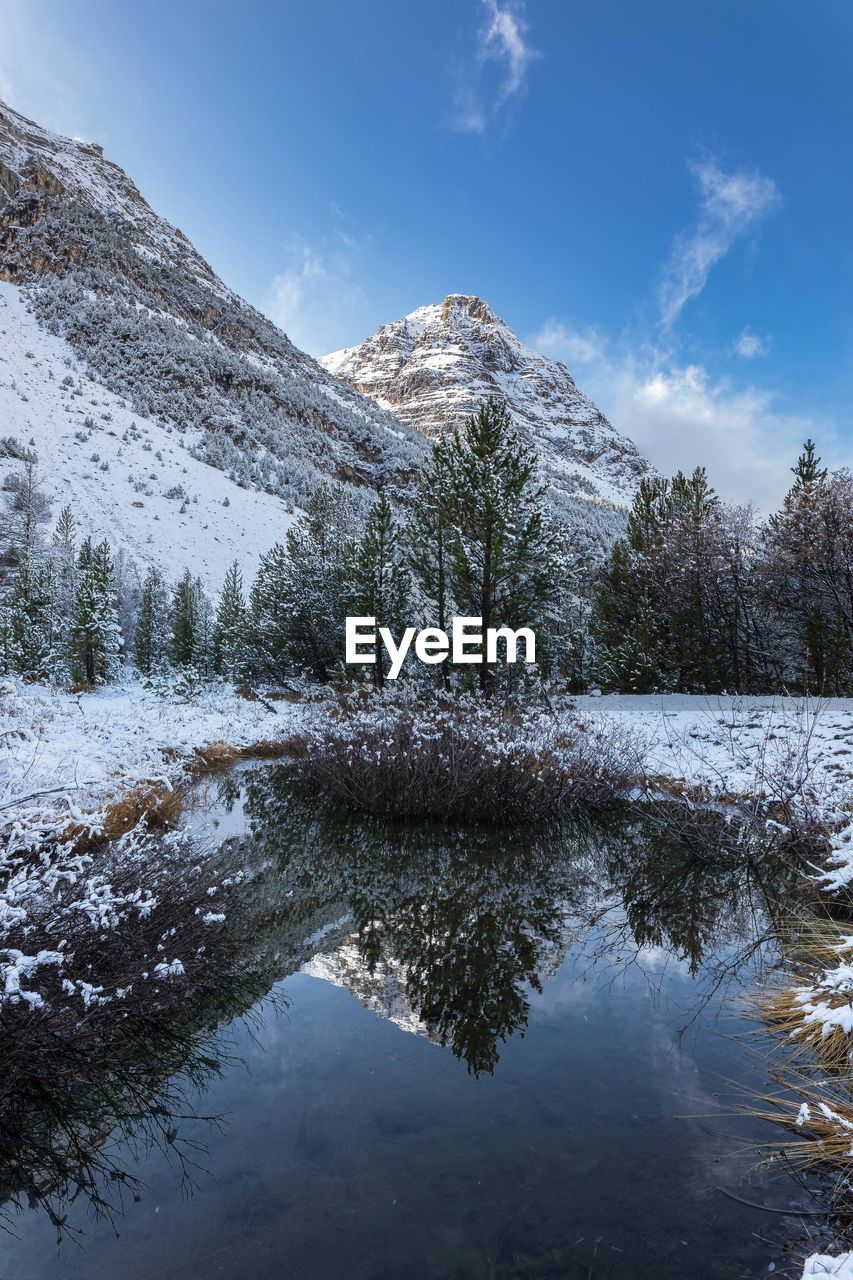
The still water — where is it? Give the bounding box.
[0,766,820,1279]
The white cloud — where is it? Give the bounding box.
[447,0,538,134]
[597,356,829,510]
[264,233,367,357]
[530,309,835,509]
[733,329,768,359]
[659,159,780,328]
[528,320,606,366]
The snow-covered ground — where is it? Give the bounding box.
[574,694,853,896]
[574,693,853,806]
[0,282,294,593]
[5,684,853,862]
[0,675,307,855]
[803,1256,853,1278]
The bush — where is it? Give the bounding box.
[291,689,644,825]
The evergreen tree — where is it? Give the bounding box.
[134,565,170,675]
[406,440,454,685]
[214,560,247,679]
[0,455,51,587]
[5,555,56,680]
[191,577,215,676]
[280,483,357,681]
[439,398,560,694]
[247,543,294,683]
[591,468,745,693]
[762,439,851,692]
[51,505,78,668]
[69,539,122,685]
[344,491,410,688]
[407,437,454,633]
[169,570,213,671]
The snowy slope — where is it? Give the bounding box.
[0,97,428,560]
[322,294,651,509]
[0,283,292,591]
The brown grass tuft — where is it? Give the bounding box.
[748,1078,853,1173]
[752,916,853,1075]
[67,780,184,852]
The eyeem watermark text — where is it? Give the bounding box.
[345,617,536,680]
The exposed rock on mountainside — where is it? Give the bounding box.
[0,98,647,582]
[322,294,651,513]
[0,97,427,574]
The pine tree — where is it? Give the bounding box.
[191,577,215,676]
[344,491,410,688]
[69,539,122,685]
[134,565,170,675]
[51,505,77,668]
[5,554,56,680]
[407,437,454,634]
[247,543,294,682]
[438,398,560,694]
[169,570,212,671]
[281,484,357,681]
[763,439,839,691]
[213,560,247,679]
[591,469,733,693]
[406,439,454,685]
[0,455,51,587]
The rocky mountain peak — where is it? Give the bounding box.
[321,296,651,511]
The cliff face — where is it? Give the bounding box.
[322,294,651,510]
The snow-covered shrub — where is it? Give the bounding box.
[291,688,644,824]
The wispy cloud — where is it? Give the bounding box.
[734,329,769,359]
[264,230,368,357]
[447,0,538,134]
[658,159,780,329]
[527,320,607,366]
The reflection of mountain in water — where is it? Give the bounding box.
[233,768,801,1075]
[0,765,802,1233]
[304,942,430,1038]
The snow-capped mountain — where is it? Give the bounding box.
[0,98,644,588]
[0,99,427,589]
[322,294,651,513]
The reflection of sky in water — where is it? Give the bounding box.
[0,770,821,1280]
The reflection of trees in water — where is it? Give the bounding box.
[243,769,803,1074]
[0,766,803,1236]
[600,806,804,977]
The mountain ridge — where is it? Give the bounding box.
[322,293,651,510]
[0,97,429,588]
[0,99,644,585]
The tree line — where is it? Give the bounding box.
[2,404,852,696]
[0,401,567,693]
[591,440,853,694]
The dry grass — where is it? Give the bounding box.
[748,1076,853,1175]
[753,916,853,1075]
[67,780,184,852]
[64,737,301,853]
[191,737,300,772]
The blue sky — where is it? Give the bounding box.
[2,0,852,506]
